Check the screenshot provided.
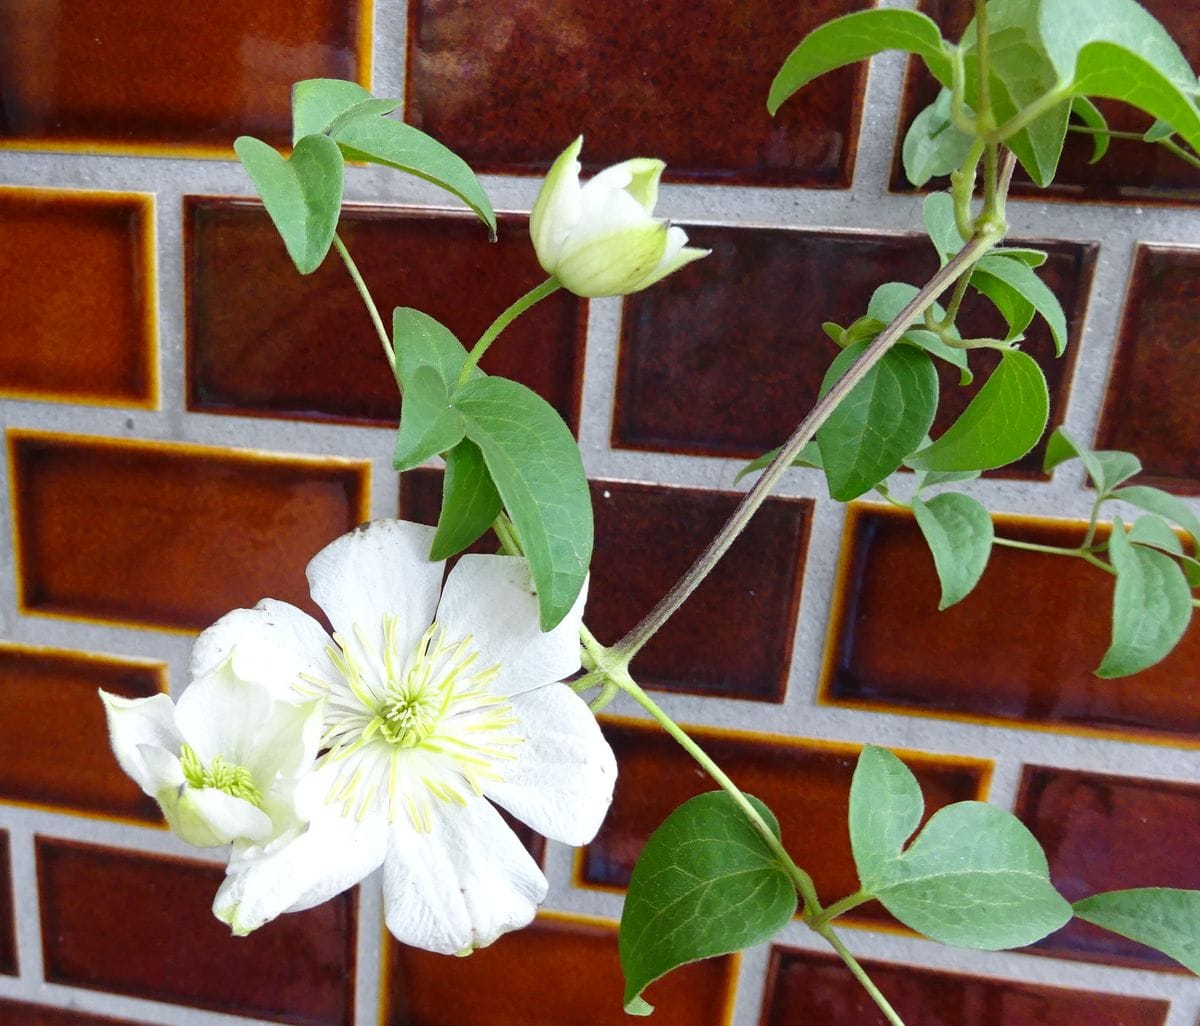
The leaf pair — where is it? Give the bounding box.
[392,309,592,631]
[235,79,496,276]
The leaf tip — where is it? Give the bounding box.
[624,995,654,1017]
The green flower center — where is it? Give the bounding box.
[179,743,264,809]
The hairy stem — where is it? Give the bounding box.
[817,925,909,1026]
[807,889,871,930]
[333,234,394,373]
[458,276,561,385]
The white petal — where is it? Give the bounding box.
[435,555,586,697]
[483,684,616,846]
[382,796,547,954]
[213,767,388,935]
[190,599,334,703]
[306,520,443,687]
[169,787,274,848]
[175,664,272,767]
[244,696,325,782]
[569,182,656,249]
[631,226,710,293]
[137,744,185,794]
[529,135,583,269]
[100,690,183,795]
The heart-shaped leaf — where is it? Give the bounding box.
[392,366,465,472]
[912,493,994,609]
[291,78,400,143]
[234,134,344,275]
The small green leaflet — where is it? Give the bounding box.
[429,440,503,561]
[906,350,1049,473]
[1127,514,1183,555]
[332,117,497,237]
[1074,889,1200,974]
[815,339,939,502]
[922,193,962,267]
[392,366,465,472]
[1110,485,1200,550]
[392,307,476,391]
[619,792,796,1016]
[972,254,1068,355]
[865,280,970,383]
[453,376,592,631]
[849,746,1072,950]
[291,79,400,143]
[903,88,974,187]
[969,265,1037,343]
[768,9,951,115]
[912,493,994,609]
[234,134,344,275]
[733,440,823,485]
[1097,519,1192,678]
[1070,95,1111,162]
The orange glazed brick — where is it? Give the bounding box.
[0,187,156,408]
[0,831,13,977]
[9,431,370,632]
[385,912,736,1026]
[763,947,1169,1026]
[37,838,355,1026]
[823,506,1200,743]
[0,1,368,156]
[0,643,165,823]
[581,718,988,929]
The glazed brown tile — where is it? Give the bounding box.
[187,199,585,432]
[762,946,1169,1026]
[0,644,167,822]
[581,718,988,928]
[614,224,1094,476]
[1095,245,1200,493]
[9,430,369,632]
[824,506,1200,743]
[0,2,366,155]
[385,912,736,1026]
[1018,766,1200,971]
[0,999,152,1026]
[0,832,14,977]
[0,187,156,407]
[891,0,1200,203]
[37,838,355,1025]
[400,471,811,701]
[405,0,869,186]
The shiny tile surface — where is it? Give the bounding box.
[400,472,811,701]
[582,718,988,927]
[892,0,1200,203]
[614,225,1093,472]
[0,644,166,821]
[10,431,369,632]
[1018,766,1200,971]
[385,912,735,1026]
[37,838,355,1024]
[0,832,14,977]
[187,199,585,431]
[762,947,1169,1026]
[1095,244,1200,492]
[0,2,366,155]
[824,506,1200,742]
[406,0,869,186]
[0,187,155,407]
[0,999,151,1026]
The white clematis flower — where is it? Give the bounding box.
[190,519,616,954]
[530,136,709,298]
[101,659,324,848]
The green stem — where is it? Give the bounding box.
[816,925,909,1026]
[617,672,824,916]
[992,536,1086,557]
[613,231,1004,663]
[1067,126,1200,170]
[458,277,561,386]
[992,86,1072,146]
[937,269,973,331]
[807,889,871,930]
[333,234,394,373]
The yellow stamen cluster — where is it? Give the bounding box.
[179,742,264,808]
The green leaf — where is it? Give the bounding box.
[392,366,465,472]
[914,467,983,490]
[991,247,1048,268]
[821,321,846,344]
[969,266,1036,342]
[850,746,1072,950]
[291,79,399,144]
[454,376,591,630]
[1110,485,1200,550]
[912,493,995,609]
[392,307,476,391]
[1074,889,1200,974]
[816,340,939,502]
[429,440,503,560]
[903,88,974,188]
[866,279,971,383]
[733,440,823,485]
[1128,515,1183,555]
[234,134,344,275]
[332,117,496,237]
[901,330,973,386]
[1070,95,1111,163]
[922,192,962,267]
[973,254,1068,355]
[1092,450,1142,492]
[906,350,1049,473]
[619,792,797,1015]
[768,9,951,115]
[1097,520,1193,678]
[1043,425,1105,485]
